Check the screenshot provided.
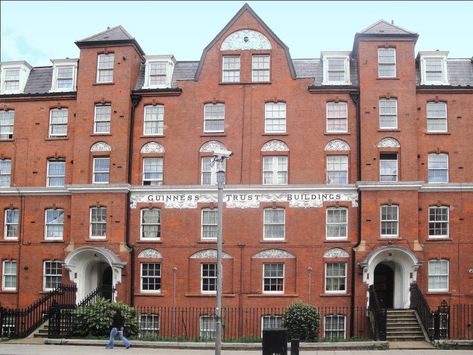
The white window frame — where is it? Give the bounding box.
[380,204,399,238]
[263,208,285,241]
[0,62,31,94]
[326,207,348,240]
[89,206,107,239]
[252,54,271,83]
[0,159,12,187]
[201,157,219,185]
[262,263,285,294]
[140,262,161,294]
[48,108,68,138]
[143,55,175,89]
[379,153,398,182]
[326,155,348,184]
[324,315,346,340]
[222,55,240,83]
[94,104,111,134]
[46,159,66,187]
[4,209,19,240]
[0,110,14,140]
[201,263,217,294]
[142,157,164,185]
[262,156,288,185]
[92,157,110,184]
[325,262,347,294]
[139,314,160,337]
[50,59,78,92]
[43,260,62,291]
[428,206,449,239]
[143,105,164,136]
[426,102,448,133]
[420,53,449,85]
[428,153,449,183]
[200,315,216,340]
[377,48,396,78]
[44,208,64,241]
[201,208,218,241]
[203,103,225,133]
[428,259,449,292]
[322,53,351,85]
[264,102,286,134]
[2,260,17,291]
[140,208,161,241]
[261,315,283,336]
[379,98,398,130]
[96,53,115,83]
[326,102,348,133]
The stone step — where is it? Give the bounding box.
[387,329,424,335]
[387,336,426,341]
[387,325,422,330]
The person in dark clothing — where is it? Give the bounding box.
[106,309,131,349]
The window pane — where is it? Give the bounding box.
[379,153,398,181]
[428,154,448,183]
[379,99,397,129]
[327,155,348,184]
[141,263,161,292]
[204,103,225,132]
[264,209,285,240]
[222,56,240,83]
[265,102,286,133]
[144,105,164,135]
[143,158,163,185]
[141,209,161,239]
[381,205,398,236]
[0,110,14,139]
[93,158,110,183]
[429,206,449,237]
[326,102,348,132]
[252,55,270,82]
[94,105,111,133]
[426,102,447,132]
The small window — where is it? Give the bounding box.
[49,108,68,137]
[424,58,446,83]
[0,110,14,140]
[428,206,449,239]
[201,208,218,241]
[201,157,219,185]
[426,102,447,132]
[4,209,19,240]
[47,159,65,187]
[326,155,348,184]
[141,208,161,240]
[2,260,17,291]
[324,315,346,339]
[261,315,283,336]
[96,53,115,83]
[200,315,216,340]
[379,153,398,182]
[148,62,167,87]
[263,208,285,241]
[222,56,240,83]
[3,69,20,91]
[141,263,161,293]
[265,102,286,133]
[326,208,348,240]
[326,102,348,133]
[428,260,449,292]
[142,157,163,185]
[55,66,74,90]
[379,98,398,129]
[204,103,225,133]
[325,263,347,293]
[378,48,396,78]
[252,55,270,82]
[0,159,12,187]
[263,263,284,294]
[92,157,110,184]
[43,260,62,291]
[139,314,160,337]
[380,205,399,238]
[428,153,448,183]
[44,209,64,240]
[94,104,111,134]
[201,263,217,293]
[143,105,164,136]
[90,206,107,238]
[263,156,288,185]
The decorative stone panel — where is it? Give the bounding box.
[220,30,272,51]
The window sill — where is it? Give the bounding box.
[0,139,15,142]
[185,293,236,298]
[377,129,400,132]
[140,135,165,139]
[260,240,287,243]
[219,82,272,85]
[324,239,350,243]
[320,293,350,297]
[426,238,452,242]
[262,133,288,136]
[0,290,18,294]
[0,239,19,243]
[86,238,107,242]
[200,133,226,137]
[45,137,68,141]
[136,240,162,244]
[134,292,164,297]
[93,82,115,86]
[40,240,64,243]
[91,133,112,136]
[425,132,450,135]
[247,293,298,298]
[377,237,401,241]
[197,240,217,244]
[324,132,350,136]
[426,291,451,296]
[377,77,400,80]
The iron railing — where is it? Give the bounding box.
[368,284,387,340]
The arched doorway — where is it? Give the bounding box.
[374,263,394,308]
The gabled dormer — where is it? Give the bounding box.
[143,55,176,89]
[321,51,351,85]
[418,51,449,85]
[0,61,32,95]
[50,58,79,92]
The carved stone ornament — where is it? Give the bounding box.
[324,139,350,151]
[190,249,232,259]
[138,248,162,259]
[220,29,272,51]
[252,249,295,259]
[378,137,400,148]
[261,140,289,152]
[323,248,349,258]
[90,141,111,152]
[141,141,165,154]
[200,140,228,153]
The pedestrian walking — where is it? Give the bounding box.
[106,308,131,349]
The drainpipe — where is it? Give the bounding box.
[349,90,361,337]
[126,93,142,306]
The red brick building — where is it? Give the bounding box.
[1,4,472,339]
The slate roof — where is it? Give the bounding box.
[133,61,200,90]
[23,67,53,94]
[360,20,416,35]
[416,59,473,87]
[78,25,134,42]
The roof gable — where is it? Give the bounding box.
[360,20,415,35]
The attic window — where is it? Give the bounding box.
[50,59,78,92]
[420,52,449,85]
[0,62,32,94]
[143,55,175,89]
[322,53,351,85]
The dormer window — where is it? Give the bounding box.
[143,55,175,89]
[0,61,32,94]
[419,51,449,85]
[322,52,351,85]
[50,59,78,92]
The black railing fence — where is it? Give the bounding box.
[368,285,387,340]
[0,284,76,339]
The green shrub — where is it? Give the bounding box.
[283,302,320,342]
[71,297,139,337]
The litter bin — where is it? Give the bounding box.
[262,328,288,355]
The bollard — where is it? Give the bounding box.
[290,339,300,355]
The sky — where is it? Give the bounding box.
[1,1,472,67]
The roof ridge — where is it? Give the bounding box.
[78,25,133,42]
[359,19,415,35]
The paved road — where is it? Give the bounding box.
[0,344,472,355]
